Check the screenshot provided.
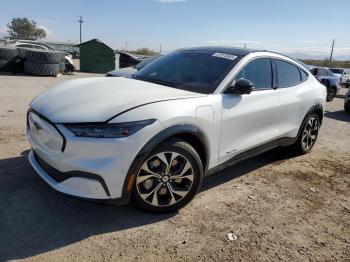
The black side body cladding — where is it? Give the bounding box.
[206,137,297,176]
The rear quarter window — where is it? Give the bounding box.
[300,69,308,81]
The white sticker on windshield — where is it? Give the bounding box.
[212,53,237,61]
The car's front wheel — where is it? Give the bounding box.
[133,138,203,213]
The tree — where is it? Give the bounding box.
[7,17,47,40]
[132,48,158,56]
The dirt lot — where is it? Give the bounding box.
[0,72,349,262]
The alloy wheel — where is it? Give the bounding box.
[327,88,336,101]
[136,151,194,207]
[301,117,319,151]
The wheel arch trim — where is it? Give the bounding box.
[297,103,324,137]
[120,124,210,203]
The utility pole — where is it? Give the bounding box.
[125,41,128,51]
[159,44,162,54]
[78,16,84,44]
[329,38,335,61]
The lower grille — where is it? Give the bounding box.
[33,151,66,182]
[33,151,110,196]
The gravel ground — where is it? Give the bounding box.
[0,72,349,262]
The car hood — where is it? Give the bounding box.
[30,77,205,123]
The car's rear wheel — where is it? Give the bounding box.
[133,138,203,213]
[326,86,336,102]
[292,113,320,154]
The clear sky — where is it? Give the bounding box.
[1,0,350,58]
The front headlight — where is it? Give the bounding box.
[65,119,156,138]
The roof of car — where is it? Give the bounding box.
[179,46,259,56]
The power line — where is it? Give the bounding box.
[78,16,84,44]
[329,38,335,61]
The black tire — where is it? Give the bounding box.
[0,46,17,60]
[291,113,320,155]
[25,49,65,64]
[133,138,203,213]
[65,62,75,73]
[24,61,60,76]
[345,101,350,114]
[326,86,337,102]
[58,62,65,73]
[0,59,16,72]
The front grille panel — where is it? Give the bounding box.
[28,110,65,153]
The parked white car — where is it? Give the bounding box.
[7,40,74,71]
[329,68,350,87]
[27,47,326,213]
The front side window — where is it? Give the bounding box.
[134,51,239,94]
[275,60,301,87]
[235,58,272,89]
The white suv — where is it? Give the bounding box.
[27,47,326,213]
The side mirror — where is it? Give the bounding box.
[226,78,254,95]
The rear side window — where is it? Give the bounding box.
[275,60,301,87]
[325,69,334,76]
[316,68,328,76]
[235,58,272,89]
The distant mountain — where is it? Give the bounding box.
[287,52,350,61]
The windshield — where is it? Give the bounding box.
[134,55,161,70]
[133,50,239,94]
[329,68,343,74]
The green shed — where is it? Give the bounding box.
[79,39,115,73]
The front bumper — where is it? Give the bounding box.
[27,110,163,202]
[28,150,111,199]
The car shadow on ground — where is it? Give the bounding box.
[324,110,350,123]
[0,148,297,261]
[335,94,345,99]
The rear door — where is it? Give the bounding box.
[219,58,280,163]
[273,59,315,137]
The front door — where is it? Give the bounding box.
[219,58,280,164]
